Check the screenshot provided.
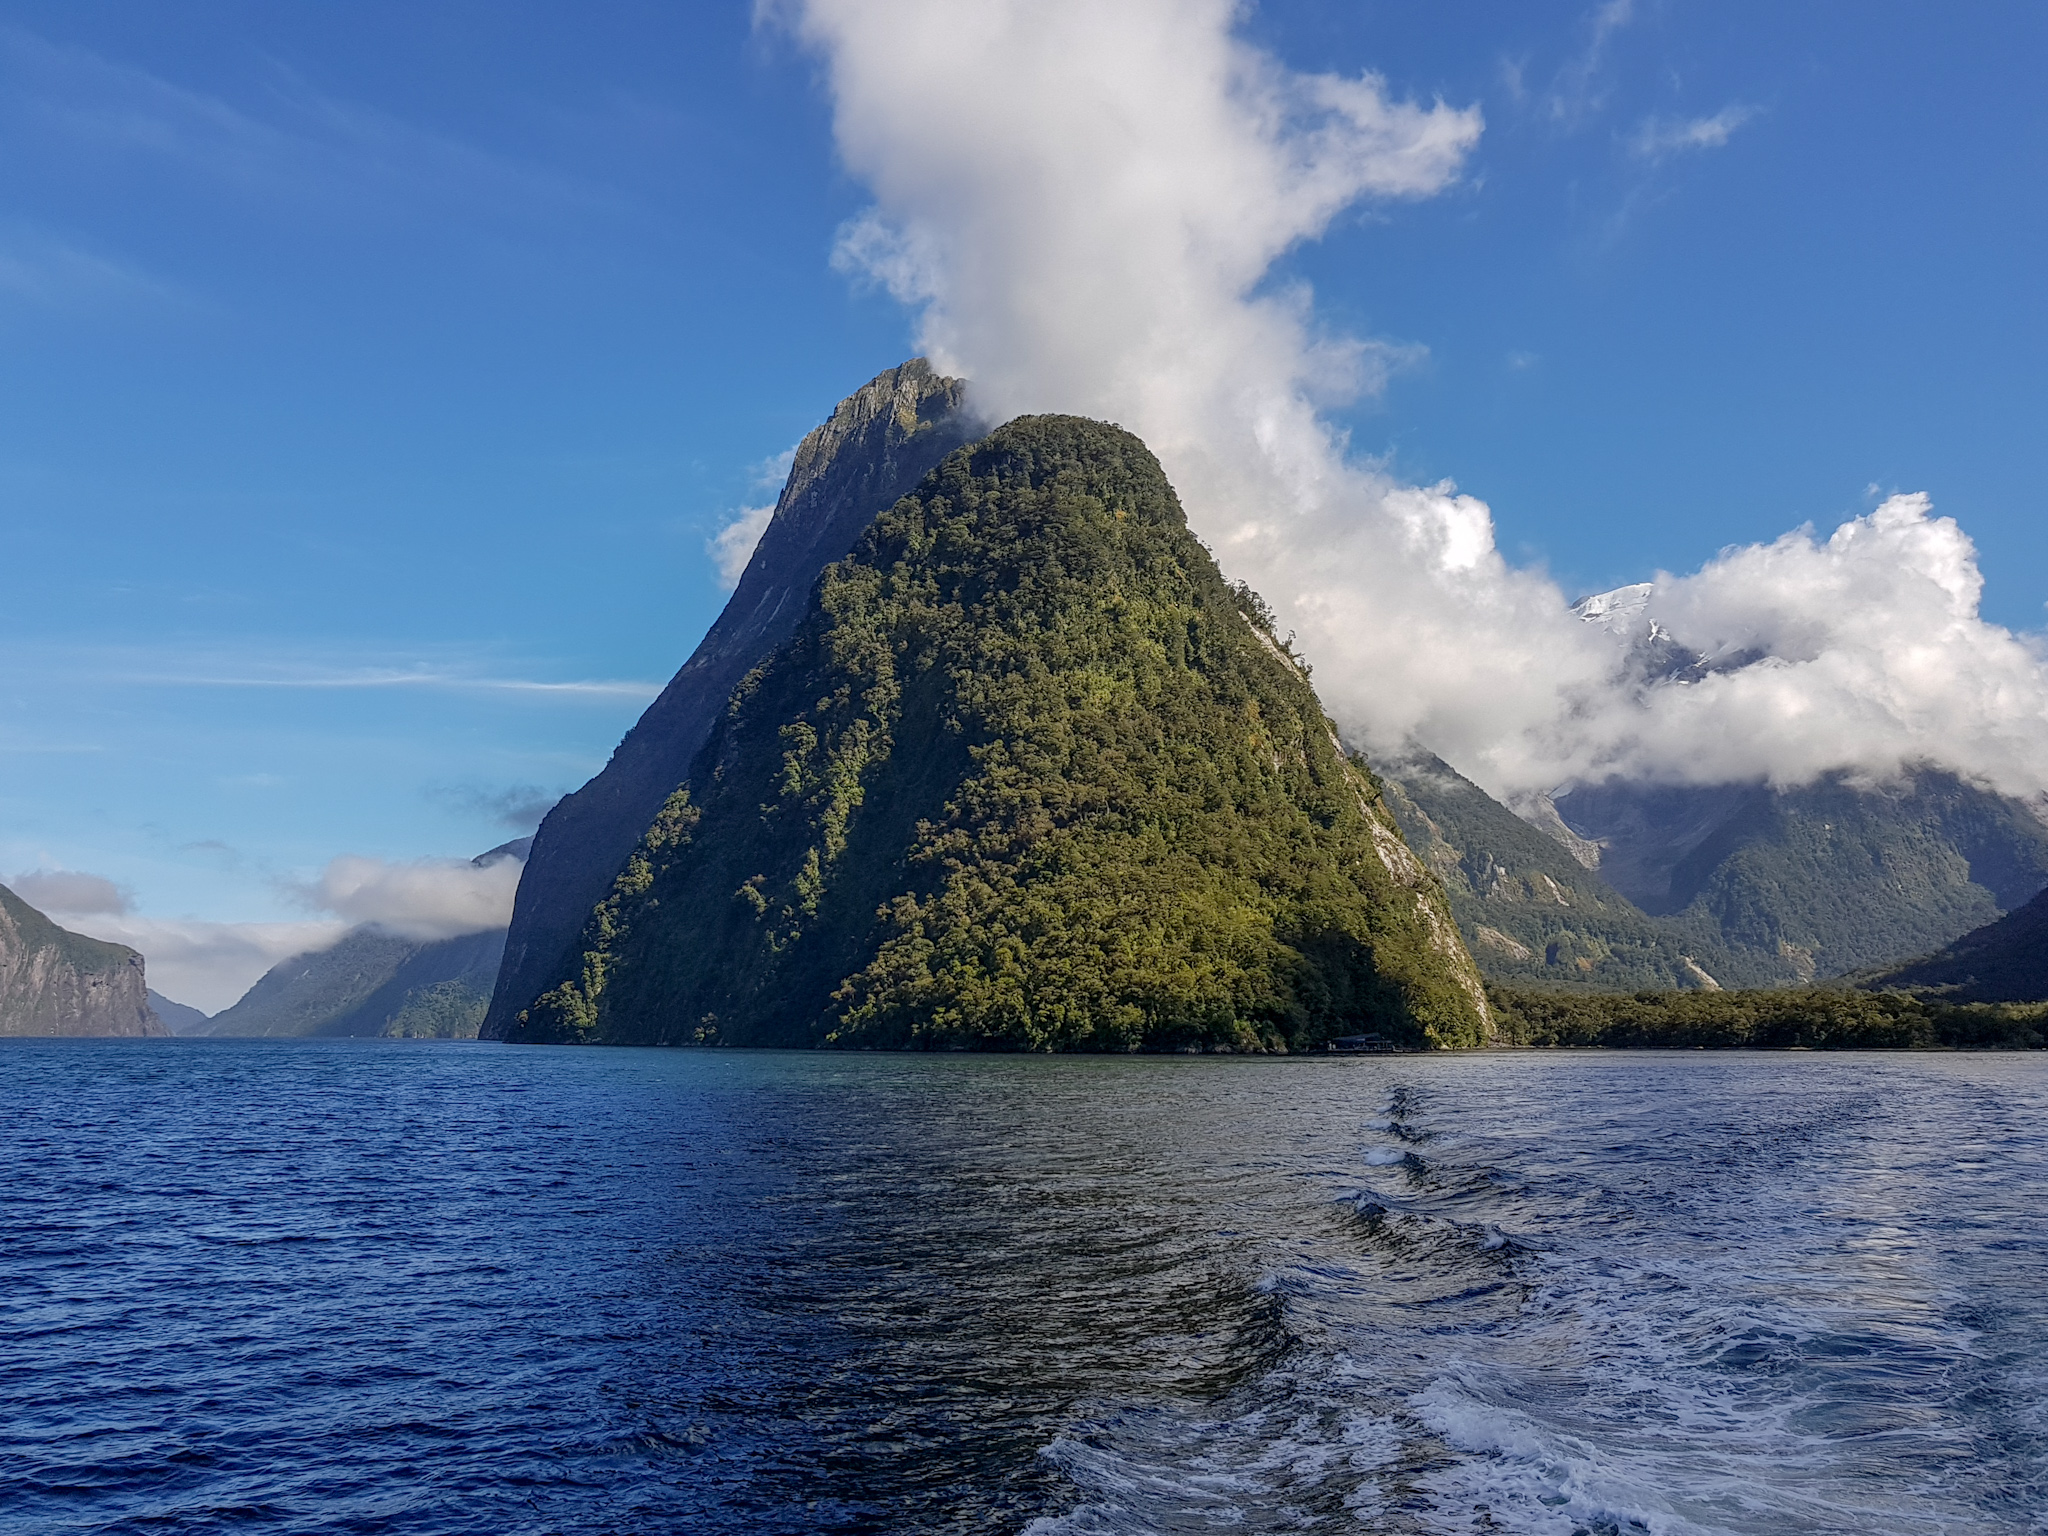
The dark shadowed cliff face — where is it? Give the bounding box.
[483,360,975,1039]
[507,415,1489,1052]
[0,883,164,1037]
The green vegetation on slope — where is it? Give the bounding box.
[1380,753,1774,990]
[206,926,503,1038]
[514,415,1488,1052]
[1489,984,2047,1049]
[1859,883,2048,1002]
[1555,770,2048,979]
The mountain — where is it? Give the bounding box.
[1539,584,2048,981]
[486,360,979,1037]
[503,415,1489,1051]
[205,927,506,1038]
[1551,769,2048,981]
[1378,751,1765,990]
[147,990,212,1035]
[0,881,166,1037]
[206,839,528,1038]
[1862,883,2048,1002]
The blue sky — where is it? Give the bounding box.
[3,2,2044,1001]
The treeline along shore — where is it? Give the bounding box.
[1487,986,2048,1050]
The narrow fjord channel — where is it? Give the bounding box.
[4,1043,2043,1535]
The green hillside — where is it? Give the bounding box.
[1861,883,2048,1002]
[205,927,504,1038]
[509,415,1489,1052]
[1556,770,2048,979]
[1379,752,1770,990]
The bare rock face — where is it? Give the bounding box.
[0,882,166,1037]
[483,359,976,1038]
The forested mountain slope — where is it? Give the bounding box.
[1379,753,1766,990]
[1553,770,2048,980]
[487,360,978,1036]
[504,415,1489,1051]
[1862,883,2048,1002]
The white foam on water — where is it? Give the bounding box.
[1031,1060,2048,1535]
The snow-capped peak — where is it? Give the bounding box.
[1571,582,1655,629]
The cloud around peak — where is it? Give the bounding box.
[780,0,2048,808]
[293,851,523,942]
[8,867,132,916]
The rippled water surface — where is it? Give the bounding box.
[3,1042,2044,1534]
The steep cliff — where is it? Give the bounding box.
[484,360,977,1037]
[0,882,165,1037]
[507,415,1489,1051]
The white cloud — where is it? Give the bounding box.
[9,867,132,915]
[1629,104,1759,161]
[1546,495,2048,793]
[711,504,776,589]
[0,223,174,311]
[784,0,2048,809]
[293,853,523,941]
[1547,0,1634,125]
[33,846,528,1013]
[1,641,665,701]
[57,912,349,1014]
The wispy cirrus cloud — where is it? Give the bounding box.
[1546,0,1634,125]
[1629,104,1760,162]
[0,222,178,313]
[0,23,615,226]
[145,668,662,699]
[0,641,662,702]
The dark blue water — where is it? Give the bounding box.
[2,1043,2042,1534]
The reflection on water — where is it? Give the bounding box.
[2,1043,2042,1534]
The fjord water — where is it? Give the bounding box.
[4,1045,2042,1535]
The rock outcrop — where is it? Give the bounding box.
[484,360,977,1037]
[0,882,166,1037]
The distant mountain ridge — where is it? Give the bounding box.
[485,360,979,1037]
[1525,584,2048,982]
[148,990,211,1035]
[1378,752,1762,990]
[206,839,528,1038]
[0,881,165,1036]
[204,927,505,1038]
